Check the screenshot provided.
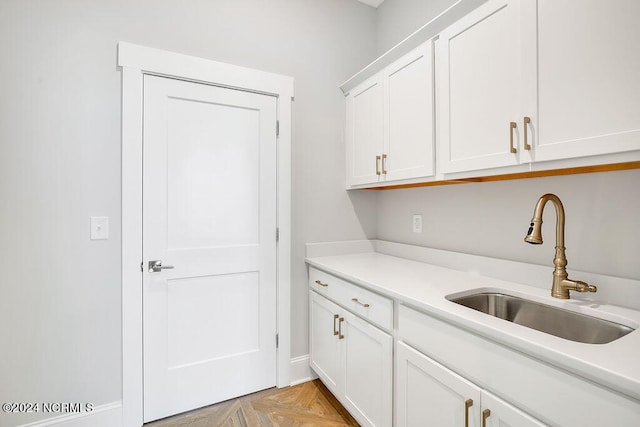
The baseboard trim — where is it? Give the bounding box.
[14,358,313,427]
[16,401,122,427]
[289,354,317,386]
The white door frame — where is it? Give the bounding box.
[118,42,293,427]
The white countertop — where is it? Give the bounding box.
[306,249,640,402]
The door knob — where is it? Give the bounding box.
[148,260,175,273]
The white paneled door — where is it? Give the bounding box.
[142,75,278,422]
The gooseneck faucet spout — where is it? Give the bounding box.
[524,193,597,299]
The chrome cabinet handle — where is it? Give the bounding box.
[464,399,473,427]
[351,298,370,308]
[338,317,345,339]
[148,260,174,273]
[315,280,329,287]
[381,154,388,174]
[482,409,491,427]
[333,314,339,336]
[509,122,517,153]
[523,116,532,150]
[375,155,381,176]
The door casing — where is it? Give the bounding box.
[118,42,293,427]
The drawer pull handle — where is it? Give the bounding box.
[524,116,532,150]
[333,314,339,336]
[482,408,491,427]
[338,317,345,339]
[351,298,370,308]
[315,280,329,287]
[509,121,517,154]
[464,399,473,427]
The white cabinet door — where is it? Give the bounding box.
[346,76,384,187]
[384,42,435,182]
[481,391,546,427]
[309,291,341,393]
[437,0,528,173]
[396,342,482,427]
[396,342,547,427]
[523,0,640,162]
[310,290,393,427]
[342,310,393,427]
[346,42,436,188]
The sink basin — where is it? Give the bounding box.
[448,292,635,344]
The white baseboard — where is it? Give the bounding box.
[289,354,317,386]
[17,401,122,427]
[14,358,313,427]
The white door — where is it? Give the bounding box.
[384,42,435,182]
[396,342,482,427]
[346,76,384,186]
[481,391,546,427]
[523,0,640,162]
[342,310,393,427]
[309,291,342,393]
[142,75,278,422]
[437,0,526,174]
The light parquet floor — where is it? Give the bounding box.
[145,379,360,427]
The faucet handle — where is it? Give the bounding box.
[559,279,597,295]
[575,281,597,293]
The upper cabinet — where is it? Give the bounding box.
[527,0,640,162]
[343,0,640,188]
[346,42,435,188]
[437,0,640,175]
[436,0,527,174]
[384,43,435,182]
[346,75,384,187]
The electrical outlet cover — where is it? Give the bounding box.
[90,216,109,240]
[412,214,423,233]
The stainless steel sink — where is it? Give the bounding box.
[448,292,634,344]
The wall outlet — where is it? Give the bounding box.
[90,216,109,240]
[412,214,423,233]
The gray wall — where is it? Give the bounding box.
[373,0,640,281]
[376,170,640,280]
[2,0,637,424]
[376,0,455,54]
[0,0,377,424]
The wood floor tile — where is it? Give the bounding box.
[145,379,360,427]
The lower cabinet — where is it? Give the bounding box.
[309,268,640,426]
[396,342,545,427]
[309,290,393,427]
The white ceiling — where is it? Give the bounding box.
[357,0,385,8]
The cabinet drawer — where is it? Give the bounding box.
[309,267,393,331]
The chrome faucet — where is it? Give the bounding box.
[524,193,597,299]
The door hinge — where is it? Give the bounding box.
[276,333,279,348]
[140,261,144,272]
[276,227,280,242]
[276,120,280,137]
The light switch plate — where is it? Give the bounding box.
[90,216,109,240]
[412,214,423,233]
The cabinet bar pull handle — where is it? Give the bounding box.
[509,122,517,153]
[482,409,491,427]
[338,317,345,339]
[464,399,473,427]
[523,116,532,150]
[315,280,328,287]
[333,314,339,336]
[375,155,381,175]
[351,297,370,308]
[381,154,388,174]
